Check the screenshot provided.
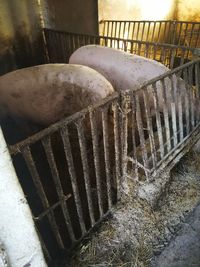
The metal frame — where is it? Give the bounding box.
[99,20,200,48]
[7,28,200,264]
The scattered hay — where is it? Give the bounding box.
[71,148,200,267]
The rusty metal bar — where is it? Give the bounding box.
[157,21,162,42]
[143,87,157,168]
[22,146,65,249]
[151,22,156,42]
[170,75,178,147]
[135,93,150,179]
[112,101,122,199]
[76,119,95,226]
[177,76,184,142]
[130,93,139,180]
[89,110,104,217]
[188,65,195,128]
[42,136,76,242]
[60,126,87,235]
[141,22,145,41]
[102,107,113,209]
[152,83,165,158]
[161,78,172,152]
[183,68,191,135]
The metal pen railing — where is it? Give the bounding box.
[99,20,200,48]
[43,28,198,69]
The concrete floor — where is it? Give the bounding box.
[152,203,200,267]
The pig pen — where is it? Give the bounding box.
[2,29,200,266]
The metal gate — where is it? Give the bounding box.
[99,20,200,48]
[9,93,122,263]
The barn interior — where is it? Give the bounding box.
[0,1,200,267]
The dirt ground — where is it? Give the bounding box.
[68,143,200,267]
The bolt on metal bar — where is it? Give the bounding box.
[60,126,87,235]
[42,136,76,242]
[22,146,65,249]
[89,110,104,217]
[76,119,96,227]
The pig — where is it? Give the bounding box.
[69,45,188,117]
[0,63,114,128]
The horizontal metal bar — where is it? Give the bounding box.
[99,20,200,24]
[9,92,119,155]
[43,28,197,52]
[34,194,71,221]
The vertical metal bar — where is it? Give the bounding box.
[146,22,151,41]
[114,21,118,39]
[131,92,139,180]
[127,21,131,39]
[121,91,130,191]
[60,127,86,234]
[141,22,145,41]
[157,21,162,42]
[195,62,200,123]
[188,23,195,48]
[177,22,183,45]
[89,110,104,217]
[169,49,176,69]
[171,21,177,44]
[106,21,110,37]
[22,147,65,249]
[152,83,165,159]
[136,22,140,41]
[42,136,76,242]
[135,93,150,179]
[119,22,122,38]
[183,22,189,46]
[102,20,106,36]
[163,21,168,43]
[194,24,200,48]
[111,21,114,38]
[76,120,95,226]
[102,107,113,209]
[183,68,190,135]
[132,22,136,40]
[188,65,195,128]
[170,75,178,146]
[143,88,157,169]
[123,22,126,38]
[113,101,122,198]
[151,21,156,42]
[161,79,171,152]
[177,76,184,142]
